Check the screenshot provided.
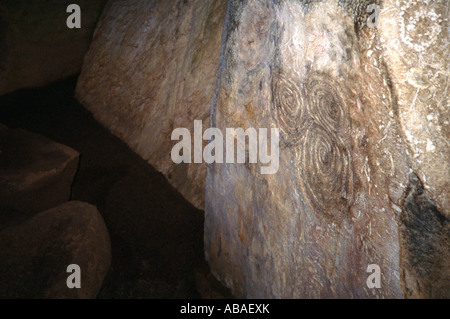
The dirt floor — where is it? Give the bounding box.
[0,76,231,298]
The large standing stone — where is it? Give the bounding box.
[0,201,111,299]
[205,0,448,298]
[75,0,227,209]
[0,126,79,213]
[0,0,106,95]
[379,0,449,298]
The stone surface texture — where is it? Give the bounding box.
[0,126,80,213]
[0,0,106,95]
[71,0,448,298]
[204,0,448,298]
[76,0,227,209]
[0,201,111,298]
[378,0,449,299]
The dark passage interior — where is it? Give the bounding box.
[0,0,447,299]
[0,76,230,298]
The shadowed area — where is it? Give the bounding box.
[0,76,230,298]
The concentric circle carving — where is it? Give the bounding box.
[271,71,353,221]
[272,72,308,146]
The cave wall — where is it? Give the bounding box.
[73,0,448,298]
[379,0,449,217]
[0,0,106,95]
[204,0,448,298]
[76,0,227,209]
[379,0,449,299]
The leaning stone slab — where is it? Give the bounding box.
[76,0,227,209]
[0,126,79,213]
[0,201,111,299]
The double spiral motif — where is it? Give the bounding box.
[272,71,353,221]
[272,73,308,146]
[306,74,347,133]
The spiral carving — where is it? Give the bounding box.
[272,72,308,146]
[306,73,347,133]
[271,71,353,221]
[299,124,353,220]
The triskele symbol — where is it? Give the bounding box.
[272,71,353,221]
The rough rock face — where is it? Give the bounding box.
[0,0,106,95]
[76,0,227,209]
[0,126,79,213]
[379,0,449,219]
[378,0,450,299]
[205,0,448,298]
[0,201,111,299]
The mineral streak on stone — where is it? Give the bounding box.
[0,201,111,299]
[0,126,80,214]
[76,0,227,209]
[205,0,448,298]
[400,174,450,299]
[0,0,106,95]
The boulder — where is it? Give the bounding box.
[0,0,106,95]
[204,0,448,298]
[75,0,227,209]
[0,201,111,298]
[0,206,33,232]
[0,126,79,213]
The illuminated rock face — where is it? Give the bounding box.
[0,0,106,95]
[76,0,227,209]
[74,0,448,298]
[379,0,449,299]
[205,0,448,298]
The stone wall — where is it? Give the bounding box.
[74,0,448,298]
[204,0,448,298]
